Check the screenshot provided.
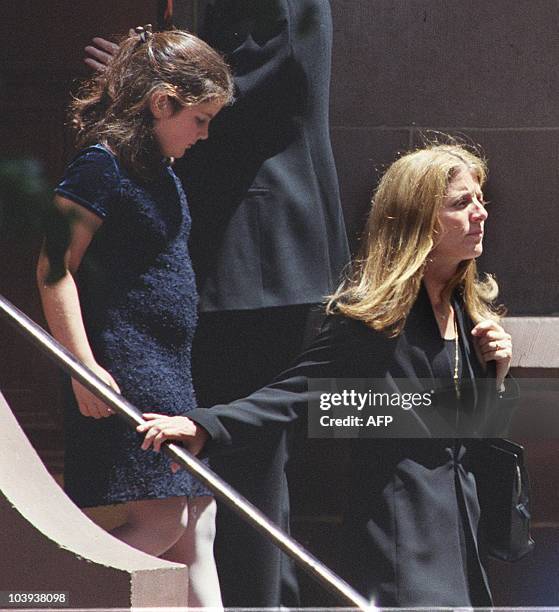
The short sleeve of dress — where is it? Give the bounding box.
[54,145,121,219]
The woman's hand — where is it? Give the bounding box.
[137,413,210,455]
[72,363,120,419]
[471,319,512,390]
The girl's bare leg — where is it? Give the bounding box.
[162,496,222,608]
[110,496,188,556]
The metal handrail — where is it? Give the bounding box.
[0,294,373,611]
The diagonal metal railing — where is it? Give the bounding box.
[0,293,372,611]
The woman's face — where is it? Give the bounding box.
[430,166,488,266]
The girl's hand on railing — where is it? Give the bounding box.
[72,363,120,419]
[137,413,209,456]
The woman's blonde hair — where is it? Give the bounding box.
[70,29,234,178]
[327,144,503,336]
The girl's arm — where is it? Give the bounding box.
[37,195,120,419]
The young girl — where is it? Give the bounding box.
[37,26,233,607]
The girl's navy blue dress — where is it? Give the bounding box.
[55,144,210,507]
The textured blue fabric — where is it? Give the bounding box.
[57,145,211,507]
[55,146,120,218]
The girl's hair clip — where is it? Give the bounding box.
[135,24,153,43]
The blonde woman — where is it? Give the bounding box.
[138,144,516,607]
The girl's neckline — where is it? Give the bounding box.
[95,142,115,156]
[92,143,173,180]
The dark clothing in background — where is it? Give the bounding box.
[191,304,313,606]
[178,0,349,312]
[174,0,350,606]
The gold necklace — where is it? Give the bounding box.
[452,309,461,400]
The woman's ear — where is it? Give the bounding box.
[149,91,171,119]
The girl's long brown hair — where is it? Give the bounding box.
[70,29,234,178]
